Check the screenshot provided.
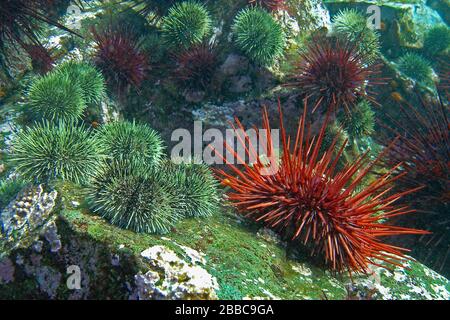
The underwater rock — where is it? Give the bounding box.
[284,0,331,34]
[0,185,58,256]
[229,76,252,93]
[131,245,219,300]
[219,54,249,77]
[184,90,206,103]
[0,257,15,284]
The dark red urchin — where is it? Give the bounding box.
[173,44,218,92]
[214,101,427,275]
[286,36,383,113]
[0,0,78,68]
[91,26,149,95]
[249,0,286,11]
[23,43,54,75]
[380,92,449,274]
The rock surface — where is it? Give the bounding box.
[131,245,219,300]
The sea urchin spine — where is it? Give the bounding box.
[286,36,382,113]
[215,101,427,275]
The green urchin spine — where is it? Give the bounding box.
[11,121,103,185]
[27,72,86,122]
[55,60,106,105]
[163,161,220,218]
[88,160,180,234]
[161,1,212,49]
[95,120,164,167]
[232,7,285,66]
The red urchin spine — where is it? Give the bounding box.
[214,100,427,275]
[173,43,218,92]
[91,26,149,95]
[379,91,449,272]
[286,37,383,113]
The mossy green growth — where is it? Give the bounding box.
[423,25,450,56]
[332,9,380,64]
[397,52,434,85]
[232,7,286,66]
[95,120,164,166]
[162,160,220,217]
[337,100,375,139]
[53,178,450,300]
[55,60,106,105]
[0,178,26,209]
[11,121,103,185]
[161,1,212,49]
[87,160,180,234]
[27,72,86,122]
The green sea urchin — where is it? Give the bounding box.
[163,161,220,218]
[11,121,103,184]
[88,160,180,234]
[337,99,375,139]
[161,1,212,49]
[332,9,380,65]
[95,121,164,166]
[27,72,86,122]
[232,7,285,66]
[423,25,450,57]
[398,53,433,85]
[55,60,106,105]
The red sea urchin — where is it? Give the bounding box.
[23,44,54,75]
[286,37,382,113]
[380,92,449,273]
[91,26,148,95]
[214,101,427,275]
[0,0,77,72]
[173,43,218,92]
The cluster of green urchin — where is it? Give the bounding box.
[27,60,105,122]
[161,1,212,49]
[397,52,433,85]
[232,7,286,66]
[332,9,380,64]
[87,160,180,234]
[85,121,221,234]
[95,121,164,166]
[11,121,103,185]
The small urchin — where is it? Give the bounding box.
[332,9,381,65]
[398,52,433,85]
[161,1,212,49]
[337,99,375,139]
